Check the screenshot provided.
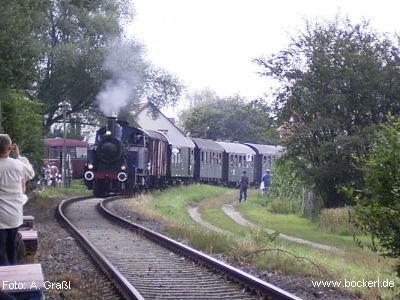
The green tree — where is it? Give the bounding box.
[0,0,47,91]
[256,18,400,207]
[347,117,400,259]
[1,90,43,169]
[0,0,48,132]
[36,0,182,132]
[180,95,279,144]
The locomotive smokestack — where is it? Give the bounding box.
[107,116,117,137]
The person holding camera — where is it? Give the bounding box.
[0,134,34,265]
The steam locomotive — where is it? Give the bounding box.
[84,116,282,197]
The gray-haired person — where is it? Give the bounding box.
[0,134,34,265]
[239,171,249,203]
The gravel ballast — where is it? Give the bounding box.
[24,195,121,300]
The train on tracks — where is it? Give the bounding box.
[84,116,283,197]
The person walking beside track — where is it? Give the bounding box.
[261,169,271,195]
[239,171,249,203]
[0,134,34,266]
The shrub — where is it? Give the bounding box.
[266,159,304,215]
[346,116,400,262]
[319,207,358,235]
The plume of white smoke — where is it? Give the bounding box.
[97,38,147,116]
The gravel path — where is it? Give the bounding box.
[187,206,231,234]
[24,195,121,300]
[108,199,359,300]
[222,204,342,253]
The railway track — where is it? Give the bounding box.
[57,196,301,300]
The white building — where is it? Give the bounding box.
[131,102,194,148]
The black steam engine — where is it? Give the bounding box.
[84,117,168,197]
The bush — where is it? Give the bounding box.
[346,116,400,260]
[319,207,358,235]
[266,159,304,215]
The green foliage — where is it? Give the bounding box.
[180,94,279,143]
[347,117,400,258]
[266,159,304,214]
[0,90,43,169]
[256,17,400,208]
[37,1,182,131]
[0,0,46,90]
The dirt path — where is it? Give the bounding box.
[187,206,231,235]
[222,204,342,253]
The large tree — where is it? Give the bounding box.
[0,0,47,132]
[180,93,279,144]
[256,18,400,207]
[36,0,182,132]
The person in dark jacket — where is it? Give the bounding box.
[239,171,249,203]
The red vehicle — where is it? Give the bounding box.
[44,138,89,178]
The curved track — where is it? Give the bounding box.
[58,196,301,300]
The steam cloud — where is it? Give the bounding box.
[97,39,146,116]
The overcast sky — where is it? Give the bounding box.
[125,0,399,116]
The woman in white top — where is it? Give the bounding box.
[0,134,34,265]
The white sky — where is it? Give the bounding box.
[125,0,399,117]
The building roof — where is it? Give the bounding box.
[244,143,284,155]
[44,138,89,148]
[131,102,149,115]
[157,131,195,148]
[215,141,256,155]
[132,101,189,137]
[142,129,168,142]
[191,138,224,151]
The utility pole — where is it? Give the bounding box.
[62,101,68,188]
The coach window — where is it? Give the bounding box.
[219,153,222,165]
[268,156,272,168]
[201,151,204,164]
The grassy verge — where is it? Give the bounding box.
[121,185,400,299]
[142,184,227,225]
[238,192,371,248]
[32,179,91,199]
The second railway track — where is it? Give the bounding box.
[58,196,300,300]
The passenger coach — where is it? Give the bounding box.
[216,141,256,186]
[192,138,224,183]
[158,132,195,184]
[244,143,283,185]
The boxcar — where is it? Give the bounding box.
[191,138,224,182]
[244,143,284,185]
[44,138,89,178]
[142,129,169,187]
[216,142,256,186]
